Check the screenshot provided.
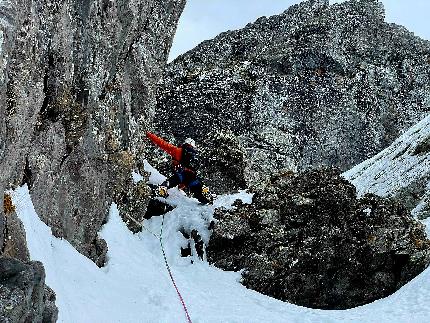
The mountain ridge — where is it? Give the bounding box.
[155,0,430,193]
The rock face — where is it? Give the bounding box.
[0,0,185,262]
[199,130,248,194]
[156,0,430,192]
[2,193,30,262]
[0,196,57,321]
[0,256,58,323]
[207,168,430,309]
[1,209,31,263]
[344,114,430,220]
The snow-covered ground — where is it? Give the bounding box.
[10,160,430,322]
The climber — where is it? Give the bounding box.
[146,131,213,204]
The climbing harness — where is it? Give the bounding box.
[160,214,193,323]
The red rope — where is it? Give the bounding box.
[160,215,193,323]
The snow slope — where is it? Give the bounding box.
[343,114,430,222]
[11,160,430,323]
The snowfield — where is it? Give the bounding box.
[343,114,430,222]
[343,115,430,197]
[10,159,430,322]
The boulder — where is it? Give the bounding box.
[207,168,430,309]
[0,257,58,323]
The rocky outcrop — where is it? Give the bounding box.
[2,213,30,262]
[2,193,30,262]
[207,168,430,309]
[199,130,248,194]
[156,0,430,192]
[0,256,58,323]
[344,115,430,220]
[0,196,56,321]
[0,0,185,262]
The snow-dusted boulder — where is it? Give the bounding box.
[344,115,430,220]
[207,168,430,309]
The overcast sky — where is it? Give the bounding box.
[169,0,430,61]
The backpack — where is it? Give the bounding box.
[181,143,199,171]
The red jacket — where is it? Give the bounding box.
[146,132,183,163]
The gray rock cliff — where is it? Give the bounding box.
[0,0,185,263]
[156,0,430,192]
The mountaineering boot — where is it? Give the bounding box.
[202,185,211,199]
[156,185,169,198]
[195,185,214,205]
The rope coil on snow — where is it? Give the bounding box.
[160,214,193,323]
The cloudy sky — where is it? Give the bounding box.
[169,0,430,61]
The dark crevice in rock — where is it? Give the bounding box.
[392,252,410,284]
[0,212,7,255]
[144,198,174,220]
[38,76,57,124]
[21,157,33,188]
[38,50,61,129]
[97,73,111,101]
[180,229,205,260]
[413,136,430,156]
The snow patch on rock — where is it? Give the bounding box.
[343,115,430,219]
